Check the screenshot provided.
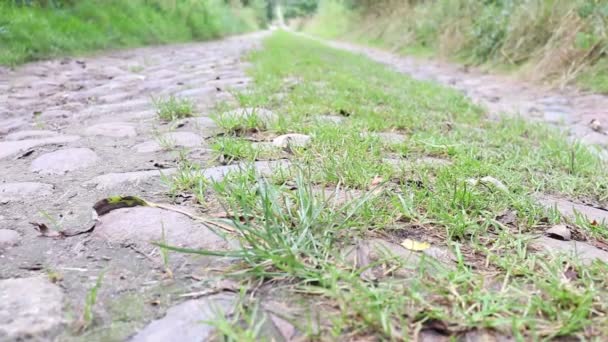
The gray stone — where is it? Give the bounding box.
[272,133,311,149]
[83,169,177,190]
[343,239,421,280]
[530,236,608,265]
[40,109,71,119]
[0,117,27,135]
[30,148,98,175]
[364,132,406,144]
[538,195,608,224]
[130,294,235,342]
[384,157,452,169]
[312,187,362,206]
[251,142,277,152]
[5,130,58,141]
[0,277,65,341]
[580,132,608,147]
[545,224,571,241]
[377,132,407,144]
[85,122,137,138]
[0,135,81,160]
[133,141,161,153]
[93,207,231,249]
[134,132,202,153]
[0,229,20,248]
[416,157,452,167]
[543,109,571,124]
[203,160,290,182]
[220,107,277,126]
[462,330,514,342]
[316,115,344,124]
[182,116,219,132]
[0,182,54,204]
[175,86,215,98]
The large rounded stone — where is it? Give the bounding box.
[85,122,137,138]
[5,130,58,141]
[93,206,231,249]
[83,168,177,190]
[316,115,345,124]
[537,195,608,224]
[272,133,311,149]
[130,294,235,342]
[530,236,608,265]
[0,182,54,204]
[134,132,202,153]
[30,148,98,175]
[177,117,219,136]
[202,160,291,182]
[373,132,407,145]
[0,229,20,248]
[220,107,277,126]
[0,277,65,340]
[0,117,27,135]
[0,135,81,160]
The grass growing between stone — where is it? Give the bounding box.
[165,31,608,340]
[153,96,196,122]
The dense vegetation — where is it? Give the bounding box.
[0,0,266,65]
[306,0,608,93]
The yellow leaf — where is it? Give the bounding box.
[401,239,430,251]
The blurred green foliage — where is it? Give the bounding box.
[0,0,265,65]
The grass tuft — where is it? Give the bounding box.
[153,96,195,121]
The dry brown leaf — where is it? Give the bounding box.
[370,175,384,187]
[30,222,63,238]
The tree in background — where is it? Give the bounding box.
[281,0,319,18]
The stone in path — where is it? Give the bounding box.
[130,294,235,342]
[203,160,291,182]
[0,117,27,135]
[373,132,407,145]
[85,122,137,138]
[316,115,345,124]
[30,148,98,175]
[0,182,54,204]
[83,168,177,190]
[0,229,20,249]
[0,277,65,341]
[93,206,232,249]
[538,195,608,224]
[5,130,58,141]
[272,133,311,149]
[0,135,81,160]
[384,156,452,169]
[342,238,453,280]
[177,116,219,136]
[134,132,202,153]
[530,236,608,265]
[220,107,277,126]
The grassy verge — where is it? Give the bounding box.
[304,0,608,93]
[166,31,608,339]
[0,0,263,66]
